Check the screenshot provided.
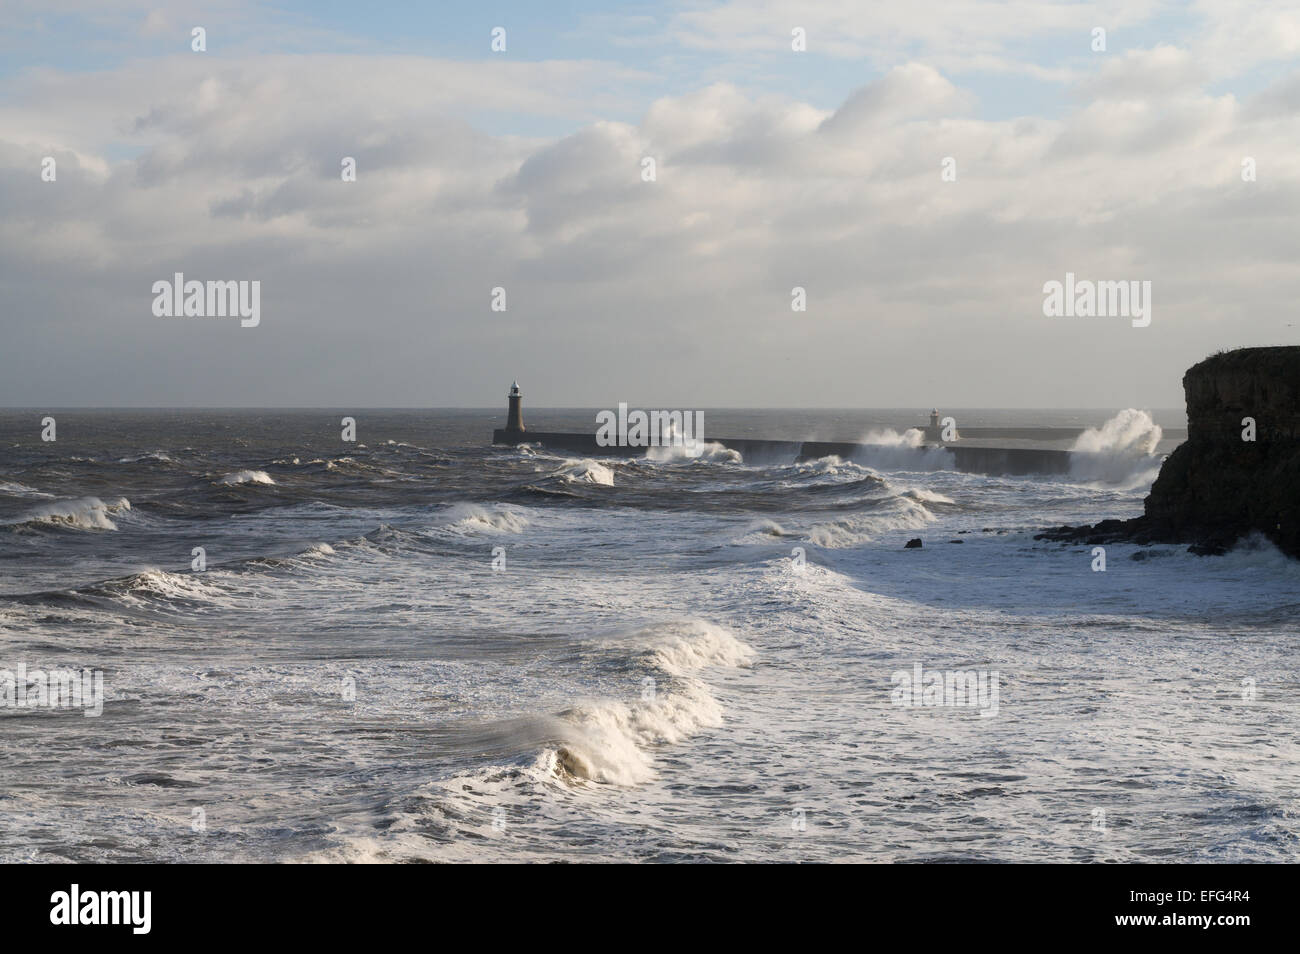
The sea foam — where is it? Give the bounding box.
[544,620,753,785]
[6,496,132,531]
[216,470,276,486]
[1068,409,1164,488]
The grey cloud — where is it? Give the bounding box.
[2,51,1299,408]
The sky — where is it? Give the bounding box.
[1,0,1298,408]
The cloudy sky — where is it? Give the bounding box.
[2,0,1298,408]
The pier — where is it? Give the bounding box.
[490,386,1154,477]
[492,428,1074,476]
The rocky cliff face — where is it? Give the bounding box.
[1143,347,1299,556]
[1040,346,1300,557]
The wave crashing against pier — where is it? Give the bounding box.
[491,386,1169,479]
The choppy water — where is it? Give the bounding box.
[1,408,1296,862]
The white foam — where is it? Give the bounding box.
[216,470,276,486]
[1069,409,1164,488]
[552,620,754,786]
[552,681,725,785]
[436,503,531,535]
[0,481,51,498]
[6,496,131,531]
[734,518,794,544]
[860,427,927,448]
[111,568,226,605]
[848,429,955,472]
[556,459,616,486]
[645,441,743,464]
[796,455,869,477]
[902,487,955,504]
[807,497,933,547]
[645,619,756,675]
[1223,532,1300,570]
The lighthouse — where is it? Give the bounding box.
[930,409,940,428]
[505,380,525,434]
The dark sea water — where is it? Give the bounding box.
[1,408,1296,862]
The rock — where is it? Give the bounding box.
[904,538,923,549]
[1143,347,1299,557]
[1036,517,1132,547]
[1039,347,1300,558]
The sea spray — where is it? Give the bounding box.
[1068,409,1164,487]
[216,470,275,486]
[5,496,131,531]
[550,620,754,785]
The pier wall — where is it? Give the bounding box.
[493,430,1074,476]
[918,425,1186,442]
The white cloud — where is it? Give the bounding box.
[2,33,1299,407]
[665,0,1170,73]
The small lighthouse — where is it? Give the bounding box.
[505,380,525,434]
[930,409,940,428]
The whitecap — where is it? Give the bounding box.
[216,470,276,486]
[5,496,131,531]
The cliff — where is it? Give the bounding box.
[1039,346,1300,557]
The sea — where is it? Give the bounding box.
[1,407,1296,862]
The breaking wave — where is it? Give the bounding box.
[846,429,954,472]
[96,568,226,607]
[549,620,754,785]
[216,469,276,486]
[435,503,531,535]
[1068,409,1164,488]
[806,496,934,547]
[308,619,757,860]
[902,487,955,504]
[0,480,51,498]
[788,455,879,484]
[556,459,616,486]
[645,441,743,464]
[733,518,797,543]
[860,427,926,448]
[4,496,132,531]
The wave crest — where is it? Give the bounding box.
[436,503,531,535]
[552,620,753,785]
[216,470,276,486]
[556,459,616,486]
[807,497,933,548]
[100,568,225,606]
[0,480,51,498]
[1069,409,1164,488]
[645,441,743,464]
[5,496,131,531]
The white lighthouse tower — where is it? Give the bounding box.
[505,380,525,434]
